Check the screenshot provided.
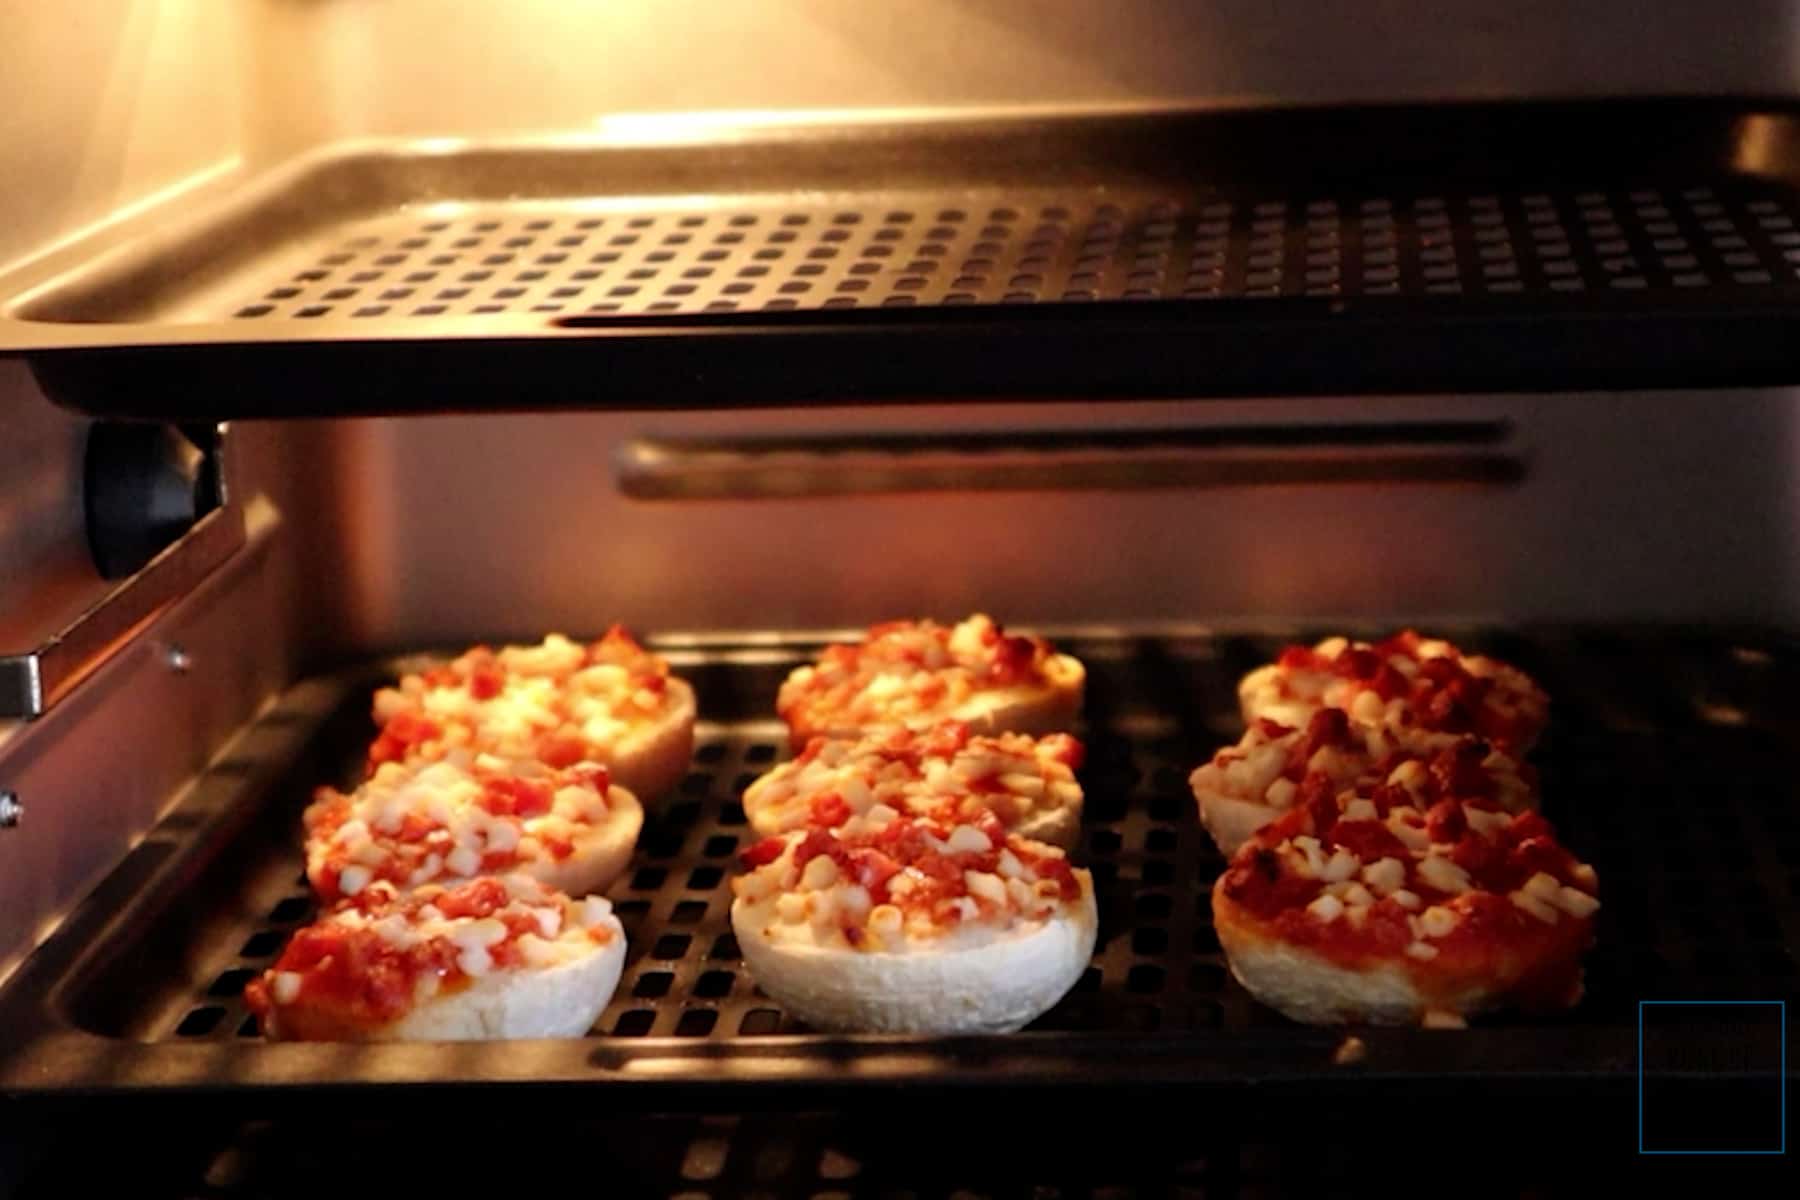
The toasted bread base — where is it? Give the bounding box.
[1217,916,1459,1026]
[263,926,627,1041]
[607,677,697,803]
[1191,788,1280,859]
[1214,886,1583,1026]
[518,786,644,898]
[732,880,1097,1034]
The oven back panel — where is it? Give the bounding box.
[290,393,1800,658]
[24,0,1796,267]
[236,1,1800,154]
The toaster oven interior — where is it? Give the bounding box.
[3,2,1799,1189]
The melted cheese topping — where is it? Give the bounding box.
[1192,709,1537,824]
[1218,778,1599,978]
[733,807,1088,953]
[243,875,618,1031]
[777,614,1068,742]
[303,750,616,902]
[368,628,676,771]
[1242,631,1549,752]
[745,722,1085,838]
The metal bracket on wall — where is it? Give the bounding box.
[0,432,244,721]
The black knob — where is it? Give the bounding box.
[84,423,221,580]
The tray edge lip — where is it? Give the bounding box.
[7,90,1800,355]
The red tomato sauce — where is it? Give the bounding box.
[1217,789,1596,978]
[1272,632,1542,749]
[367,627,671,774]
[243,878,602,1035]
[760,809,1081,927]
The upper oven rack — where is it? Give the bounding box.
[4,99,1800,419]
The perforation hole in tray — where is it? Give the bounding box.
[158,632,1800,1045]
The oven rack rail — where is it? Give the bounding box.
[4,100,1800,417]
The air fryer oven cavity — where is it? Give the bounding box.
[3,627,1795,1106]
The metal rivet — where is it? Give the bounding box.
[166,644,192,674]
[0,791,21,829]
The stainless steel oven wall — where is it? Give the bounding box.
[0,0,245,276]
[0,366,88,627]
[236,0,1800,161]
[0,0,254,982]
[0,381,322,983]
[297,392,1800,656]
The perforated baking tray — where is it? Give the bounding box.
[6,100,1800,417]
[2,627,1796,1112]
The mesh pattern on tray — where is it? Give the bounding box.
[165,632,1800,1044]
[228,185,1800,321]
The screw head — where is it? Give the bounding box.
[165,644,193,674]
[0,792,20,829]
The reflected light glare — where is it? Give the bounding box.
[590,99,1184,146]
[1731,115,1790,176]
[591,107,939,144]
[411,137,469,156]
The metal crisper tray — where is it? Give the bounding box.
[2,628,1797,1117]
[7,101,1800,418]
